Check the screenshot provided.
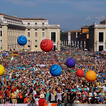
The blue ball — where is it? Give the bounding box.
[50,64,62,76]
[17,36,27,46]
[66,57,76,68]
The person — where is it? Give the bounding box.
[18,90,23,103]
[0,88,3,104]
[63,92,68,105]
[24,94,30,104]
[57,99,62,106]
[56,90,62,102]
[46,89,50,102]
[70,92,76,103]
[50,91,56,103]
[11,91,17,103]
[100,95,104,104]
[38,94,46,106]
[0,48,105,104]
[34,94,39,106]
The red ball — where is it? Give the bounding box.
[40,39,53,52]
[76,69,84,77]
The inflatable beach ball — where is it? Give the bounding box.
[17,36,27,46]
[0,65,5,76]
[40,39,53,52]
[76,69,84,77]
[66,57,76,68]
[50,64,62,76]
[85,70,97,82]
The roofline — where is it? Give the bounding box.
[20,18,47,20]
[0,13,21,21]
[0,13,47,21]
[66,30,81,33]
[81,26,89,29]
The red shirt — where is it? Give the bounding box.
[39,98,46,106]
[0,91,3,99]
[12,87,17,92]
[24,97,29,104]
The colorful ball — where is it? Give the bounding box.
[40,39,53,52]
[50,64,62,76]
[17,36,27,46]
[66,57,76,68]
[76,69,84,77]
[85,70,97,82]
[0,65,5,76]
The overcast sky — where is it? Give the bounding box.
[0,0,106,31]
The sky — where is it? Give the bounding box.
[0,0,106,31]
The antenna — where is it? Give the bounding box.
[86,16,91,25]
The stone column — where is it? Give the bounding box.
[2,25,8,51]
[57,29,60,51]
[37,28,42,51]
[68,32,71,46]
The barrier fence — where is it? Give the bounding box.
[0,104,106,106]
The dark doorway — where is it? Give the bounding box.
[53,45,56,51]
[99,32,103,42]
[99,45,103,51]
[51,32,56,42]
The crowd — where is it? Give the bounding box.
[0,47,106,105]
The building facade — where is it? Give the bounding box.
[61,22,106,52]
[89,23,106,52]
[60,31,68,46]
[0,13,25,51]
[0,13,60,51]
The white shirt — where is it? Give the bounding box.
[57,93,62,101]
[103,86,106,91]
[89,92,92,97]
[51,93,55,101]
[94,92,97,96]
[35,98,39,105]
[33,90,37,101]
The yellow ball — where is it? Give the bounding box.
[85,70,97,82]
[0,65,5,76]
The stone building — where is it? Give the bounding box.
[0,13,60,51]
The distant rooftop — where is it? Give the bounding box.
[81,26,89,29]
[0,13,21,21]
[100,19,106,24]
[67,30,81,33]
[0,13,47,21]
[102,19,106,21]
[20,18,47,20]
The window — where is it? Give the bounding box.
[28,23,30,25]
[51,32,56,42]
[42,32,45,37]
[28,45,30,47]
[0,40,2,43]
[42,29,45,31]
[35,32,37,37]
[0,31,2,36]
[76,35,78,38]
[99,32,103,42]
[28,40,30,42]
[35,40,37,42]
[28,32,30,37]
[35,45,37,47]
[53,45,56,51]
[35,23,37,25]
[99,45,103,51]
[42,23,44,25]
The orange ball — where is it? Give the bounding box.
[85,70,97,82]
